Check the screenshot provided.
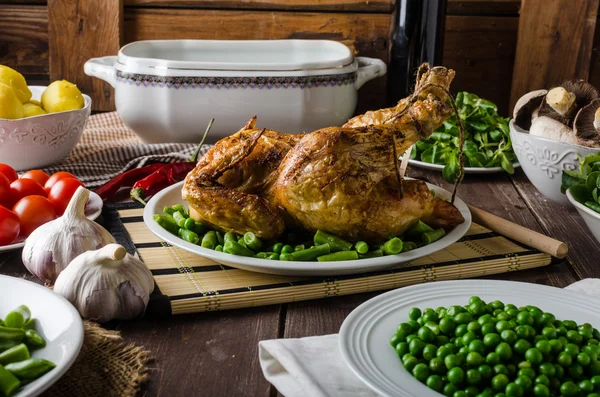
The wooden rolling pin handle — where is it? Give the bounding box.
[468,205,568,259]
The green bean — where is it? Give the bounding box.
[359,249,383,259]
[402,241,418,252]
[0,320,3,327]
[294,244,305,252]
[281,245,294,254]
[24,330,45,349]
[0,344,29,365]
[215,231,224,245]
[3,314,22,330]
[5,358,55,380]
[382,237,403,255]
[224,232,237,244]
[194,222,208,235]
[317,250,359,262]
[0,364,20,397]
[172,204,187,216]
[280,253,294,261]
[355,241,369,254]
[0,341,17,354]
[172,211,187,228]
[422,229,446,245]
[244,232,263,251]
[178,228,200,244]
[215,245,223,252]
[0,327,24,343]
[22,319,35,331]
[183,217,196,231]
[291,244,331,261]
[314,230,352,252]
[201,231,218,249]
[268,253,280,260]
[224,240,255,257]
[153,214,179,235]
[405,221,434,239]
[163,206,176,215]
[272,243,284,254]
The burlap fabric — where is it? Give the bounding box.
[45,321,151,397]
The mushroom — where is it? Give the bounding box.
[572,99,600,147]
[513,89,547,130]
[537,80,599,127]
[529,116,578,145]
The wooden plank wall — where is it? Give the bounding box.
[0,0,596,117]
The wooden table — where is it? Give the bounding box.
[1,167,598,397]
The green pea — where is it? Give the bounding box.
[426,374,444,392]
[467,321,481,333]
[504,382,523,397]
[516,311,533,326]
[456,324,468,338]
[466,368,481,385]
[402,356,419,372]
[557,351,572,366]
[524,348,543,365]
[412,363,430,382]
[514,375,532,392]
[579,379,594,393]
[535,340,551,355]
[440,317,456,335]
[538,362,555,377]
[532,384,549,397]
[548,338,562,354]
[418,326,435,343]
[454,312,473,325]
[568,363,584,379]
[409,307,422,321]
[468,340,486,355]
[484,333,501,348]
[447,367,464,385]
[466,352,484,366]
[577,351,591,366]
[444,383,458,397]
[564,343,580,357]
[513,339,530,355]
[436,345,452,359]
[445,354,460,369]
[590,375,600,390]
[491,374,509,391]
[409,338,426,356]
[429,357,445,374]
[563,320,577,330]
[566,329,583,344]
[493,364,509,376]
[500,330,517,344]
[486,352,501,366]
[495,342,512,360]
[422,344,438,361]
[481,323,496,336]
[462,332,477,347]
[478,364,492,380]
[534,375,549,386]
[395,342,409,357]
[559,381,578,397]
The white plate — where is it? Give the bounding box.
[339,280,600,397]
[405,158,520,174]
[0,191,103,253]
[143,181,471,276]
[0,275,84,397]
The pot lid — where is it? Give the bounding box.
[117,40,355,72]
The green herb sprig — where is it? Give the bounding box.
[561,153,600,213]
[410,91,517,182]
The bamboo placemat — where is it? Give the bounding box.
[102,203,554,315]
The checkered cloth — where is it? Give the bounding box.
[42,112,210,188]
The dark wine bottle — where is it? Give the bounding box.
[387,0,447,105]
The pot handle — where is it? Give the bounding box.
[84,56,117,88]
[355,57,387,90]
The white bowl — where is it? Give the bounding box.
[510,120,600,206]
[84,40,386,143]
[566,188,600,242]
[0,275,83,397]
[0,86,91,171]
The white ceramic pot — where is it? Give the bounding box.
[567,189,600,242]
[0,86,91,171]
[510,120,600,207]
[84,40,387,143]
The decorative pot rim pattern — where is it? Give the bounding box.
[114,70,357,89]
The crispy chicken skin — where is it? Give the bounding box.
[182,65,464,241]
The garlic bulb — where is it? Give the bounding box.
[22,186,115,283]
[54,244,155,322]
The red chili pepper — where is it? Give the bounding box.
[94,163,166,200]
[130,118,214,205]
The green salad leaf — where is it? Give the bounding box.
[561,153,600,213]
[411,91,517,183]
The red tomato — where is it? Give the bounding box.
[0,173,10,208]
[48,178,85,215]
[21,170,50,187]
[0,164,18,183]
[12,196,57,236]
[8,179,47,208]
[0,205,20,245]
[44,172,81,192]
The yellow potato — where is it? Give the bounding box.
[23,102,47,117]
[0,83,24,119]
[29,99,41,107]
[41,80,84,113]
[0,65,32,103]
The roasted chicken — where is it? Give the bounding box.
[182,64,465,241]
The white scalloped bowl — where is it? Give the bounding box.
[567,189,600,243]
[510,120,600,207]
[0,86,91,171]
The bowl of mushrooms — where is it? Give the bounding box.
[510,80,600,206]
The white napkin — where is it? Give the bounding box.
[259,279,600,397]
